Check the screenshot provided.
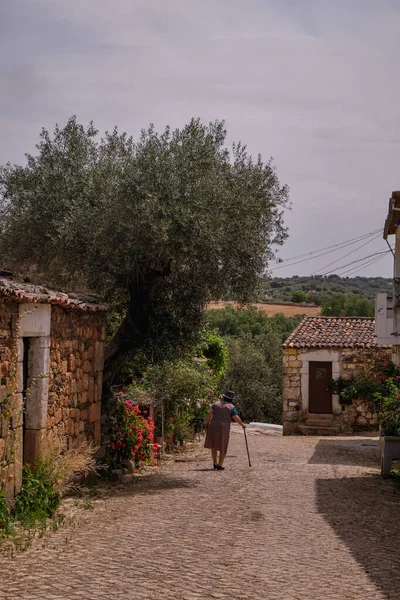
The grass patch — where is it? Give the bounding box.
[0,438,99,554]
[13,463,61,528]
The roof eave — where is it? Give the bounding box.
[384,192,400,239]
[0,279,109,313]
[283,344,388,350]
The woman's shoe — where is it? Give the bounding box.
[215,464,225,470]
[213,464,218,469]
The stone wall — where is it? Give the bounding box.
[339,348,391,432]
[0,299,107,502]
[48,306,106,452]
[283,346,392,435]
[0,298,22,502]
[282,348,304,435]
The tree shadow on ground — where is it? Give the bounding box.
[190,468,218,472]
[309,438,380,468]
[91,471,198,499]
[174,454,237,462]
[316,475,400,599]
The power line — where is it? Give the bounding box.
[271,233,382,271]
[277,228,382,263]
[309,232,383,276]
[336,251,391,278]
[273,228,382,268]
[317,249,390,277]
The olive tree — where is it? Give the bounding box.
[0,117,289,385]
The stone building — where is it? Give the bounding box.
[282,317,391,435]
[375,190,400,356]
[0,276,108,500]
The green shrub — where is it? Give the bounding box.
[333,359,400,406]
[374,378,400,436]
[321,293,374,317]
[0,439,98,552]
[222,332,283,424]
[148,358,218,440]
[13,463,61,528]
[197,329,229,378]
[206,305,301,342]
[172,414,191,446]
[206,307,293,424]
[0,490,12,537]
[291,290,307,303]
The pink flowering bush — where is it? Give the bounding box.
[333,359,400,436]
[106,392,156,469]
[336,359,400,405]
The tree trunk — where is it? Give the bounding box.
[103,259,173,390]
[102,316,138,388]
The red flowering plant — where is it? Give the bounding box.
[106,391,156,469]
[338,359,400,406]
[333,358,400,435]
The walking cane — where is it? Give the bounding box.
[243,427,252,467]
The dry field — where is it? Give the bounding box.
[207,300,321,317]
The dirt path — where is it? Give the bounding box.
[0,431,399,599]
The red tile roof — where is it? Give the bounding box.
[283,317,384,349]
[0,278,109,312]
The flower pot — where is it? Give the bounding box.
[380,433,400,476]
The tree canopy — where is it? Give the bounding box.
[0,117,289,384]
[223,333,283,424]
[291,290,307,303]
[321,293,374,317]
[206,306,302,423]
[206,305,301,341]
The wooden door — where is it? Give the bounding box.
[309,361,332,414]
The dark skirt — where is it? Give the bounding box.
[204,422,231,454]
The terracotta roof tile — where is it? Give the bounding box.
[283,316,386,349]
[0,278,109,312]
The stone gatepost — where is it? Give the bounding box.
[17,304,51,467]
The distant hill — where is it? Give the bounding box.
[258,274,391,305]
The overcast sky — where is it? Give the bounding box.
[1,0,399,278]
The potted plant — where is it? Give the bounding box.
[328,377,353,405]
[374,378,400,476]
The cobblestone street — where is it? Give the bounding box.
[1,429,400,600]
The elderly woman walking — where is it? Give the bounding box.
[204,390,247,470]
